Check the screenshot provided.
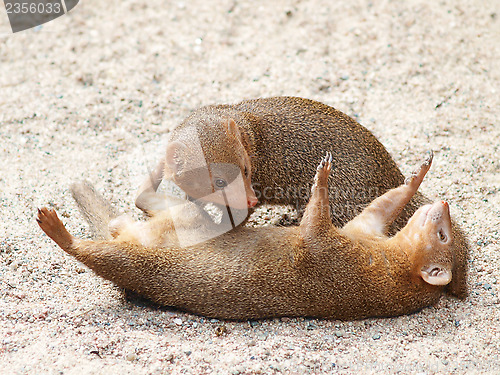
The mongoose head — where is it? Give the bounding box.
[164,116,258,209]
[398,200,454,286]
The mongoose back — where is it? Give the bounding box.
[135,96,469,298]
[38,154,460,320]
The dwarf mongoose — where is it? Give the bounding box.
[38,153,460,320]
[135,97,468,298]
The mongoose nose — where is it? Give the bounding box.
[247,197,258,208]
[439,201,450,217]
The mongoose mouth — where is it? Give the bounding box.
[415,204,433,227]
[420,201,450,226]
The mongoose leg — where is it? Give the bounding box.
[37,208,75,254]
[37,208,156,290]
[299,153,334,239]
[343,151,433,237]
[135,159,167,213]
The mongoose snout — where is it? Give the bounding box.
[412,201,452,243]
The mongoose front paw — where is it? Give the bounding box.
[312,152,333,192]
[317,151,333,172]
[404,151,433,186]
[423,150,434,166]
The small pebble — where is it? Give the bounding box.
[256,332,269,340]
[372,334,381,340]
[306,322,317,330]
[215,325,227,336]
[271,363,283,372]
[334,330,344,338]
[174,318,183,325]
[231,366,245,375]
[126,352,137,361]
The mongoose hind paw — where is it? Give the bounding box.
[37,207,60,233]
[37,207,73,250]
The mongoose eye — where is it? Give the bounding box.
[214,178,228,189]
[244,166,249,178]
[438,230,447,242]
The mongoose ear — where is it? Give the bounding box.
[165,141,187,177]
[226,118,253,152]
[226,118,242,140]
[420,265,452,286]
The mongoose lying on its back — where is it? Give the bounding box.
[38,153,460,320]
[135,96,469,299]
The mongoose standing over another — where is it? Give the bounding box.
[38,153,460,320]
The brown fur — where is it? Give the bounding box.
[38,155,458,320]
[136,96,469,298]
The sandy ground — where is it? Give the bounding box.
[1,0,499,373]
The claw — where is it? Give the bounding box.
[318,152,332,170]
[405,151,434,185]
[424,150,434,166]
